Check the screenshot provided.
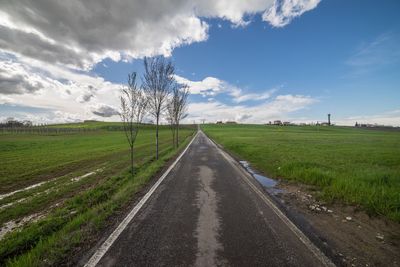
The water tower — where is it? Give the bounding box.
[328,114,331,126]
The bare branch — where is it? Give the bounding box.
[120,72,148,176]
[142,56,174,158]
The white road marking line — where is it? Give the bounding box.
[84,131,199,267]
[205,132,336,267]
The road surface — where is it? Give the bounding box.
[90,131,332,267]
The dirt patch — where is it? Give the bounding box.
[0,212,46,241]
[276,181,400,267]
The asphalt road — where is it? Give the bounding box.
[94,131,331,267]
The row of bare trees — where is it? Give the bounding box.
[119,56,189,176]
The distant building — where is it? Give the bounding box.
[225,121,237,124]
[282,121,291,126]
[273,120,282,125]
[216,121,223,124]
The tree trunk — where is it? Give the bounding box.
[156,117,159,160]
[176,123,179,147]
[130,145,134,177]
[172,125,176,148]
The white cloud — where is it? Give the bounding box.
[262,0,321,27]
[0,53,123,123]
[175,74,278,103]
[186,94,317,123]
[174,75,227,96]
[230,87,277,103]
[335,110,400,127]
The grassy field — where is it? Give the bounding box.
[202,124,400,222]
[0,122,195,266]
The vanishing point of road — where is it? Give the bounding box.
[85,131,334,267]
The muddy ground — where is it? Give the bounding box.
[276,181,400,267]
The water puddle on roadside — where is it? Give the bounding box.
[239,161,283,195]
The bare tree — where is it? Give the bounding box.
[142,56,174,159]
[167,83,189,148]
[120,72,148,176]
[174,84,189,146]
[166,100,177,148]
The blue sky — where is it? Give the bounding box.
[1,0,399,125]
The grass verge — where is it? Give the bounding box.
[202,124,400,222]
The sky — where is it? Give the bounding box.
[0,0,399,126]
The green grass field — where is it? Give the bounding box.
[0,122,195,266]
[202,124,400,222]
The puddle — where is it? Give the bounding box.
[239,161,283,195]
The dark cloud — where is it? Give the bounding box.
[0,0,208,69]
[77,92,94,103]
[76,85,97,102]
[0,71,43,95]
[0,26,87,69]
[91,104,119,117]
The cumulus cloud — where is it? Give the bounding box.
[76,92,94,103]
[0,25,90,69]
[76,85,97,103]
[174,75,229,96]
[0,72,43,95]
[0,60,44,94]
[175,74,277,103]
[0,0,320,69]
[0,1,209,69]
[186,94,317,123]
[91,104,119,117]
[262,0,321,27]
[0,53,123,122]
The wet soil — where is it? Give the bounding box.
[277,181,400,267]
